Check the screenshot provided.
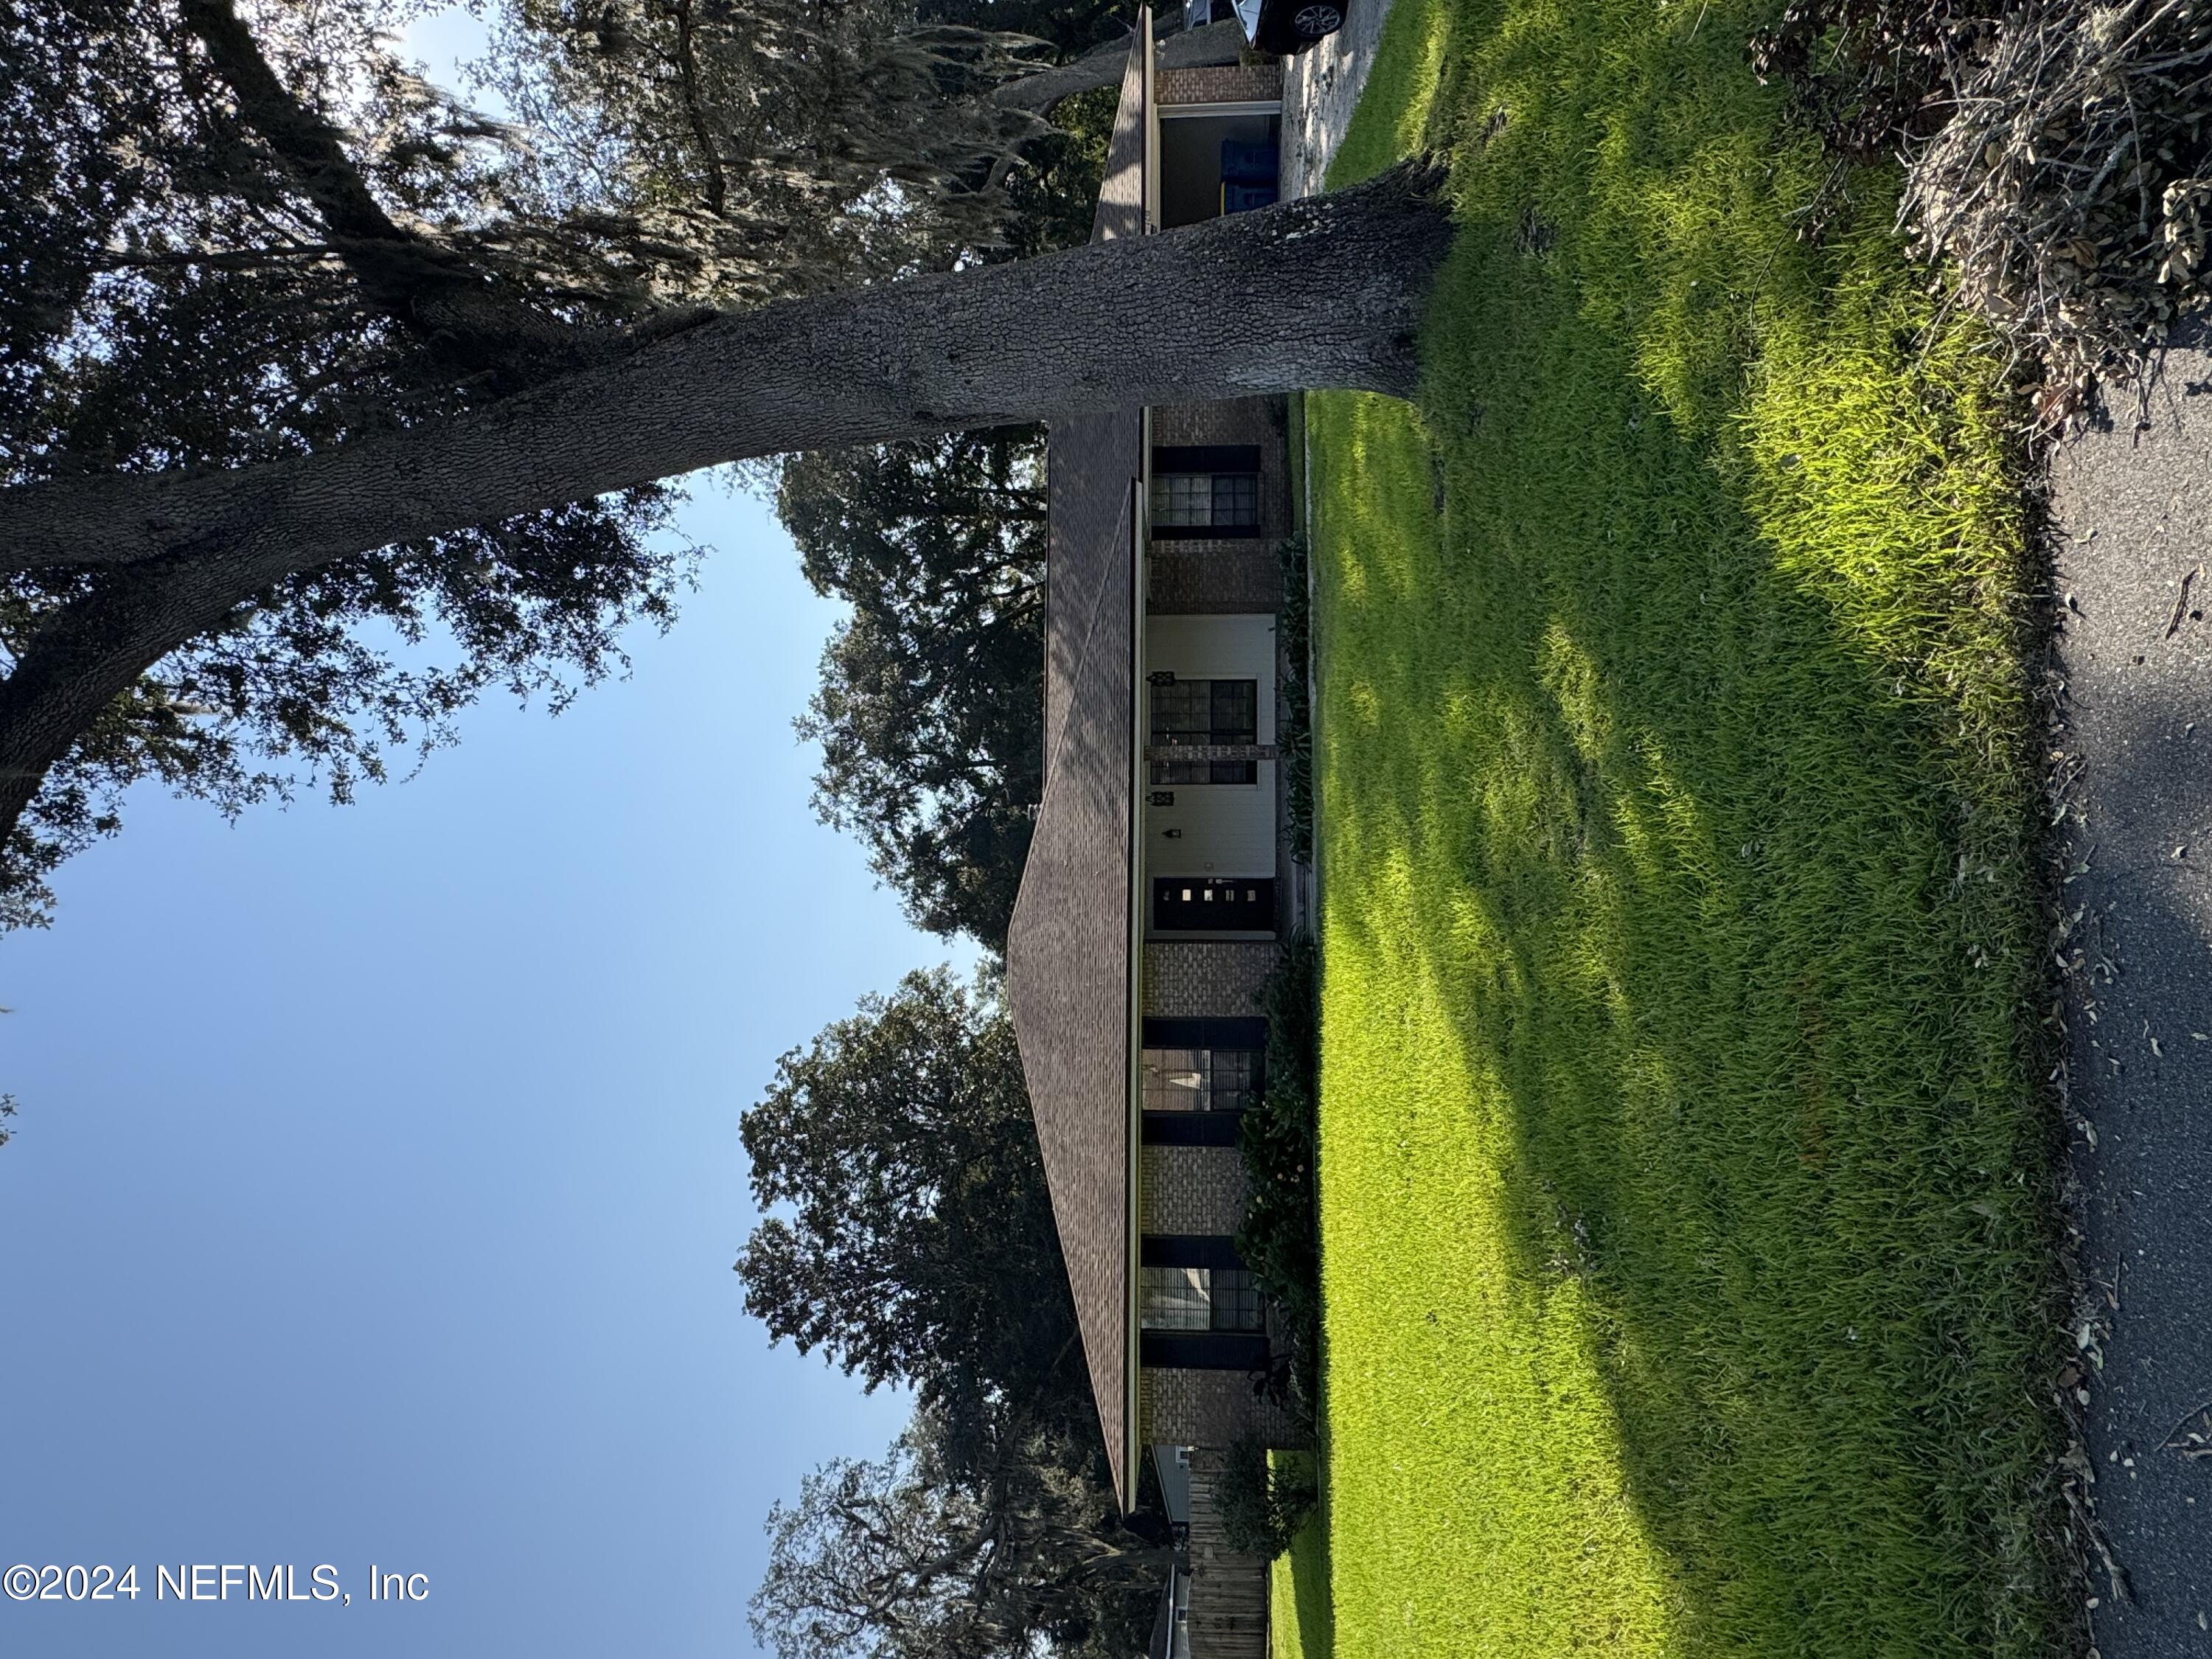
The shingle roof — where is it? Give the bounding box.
[1089,14,1148,246]
[1005,410,1141,1507]
[1004,15,1151,1512]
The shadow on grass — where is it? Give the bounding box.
[1267,1450,1335,1659]
[1303,0,2072,1653]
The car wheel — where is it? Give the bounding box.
[1291,1,1342,38]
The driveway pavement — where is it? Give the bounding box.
[1279,0,1397,200]
[2052,325,2212,1657]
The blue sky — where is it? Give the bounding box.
[0,482,964,1655]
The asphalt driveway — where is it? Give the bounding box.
[2052,324,2212,1657]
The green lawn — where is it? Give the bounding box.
[1306,0,2067,1655]
[1267,1451,1334,1659]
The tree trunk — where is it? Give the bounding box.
[990,18,1247,114]
[0,159,1450,852]
[3,161,1447,576]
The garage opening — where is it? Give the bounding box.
[1157,108,1282,229]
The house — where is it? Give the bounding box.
[1001,17,1306,1657]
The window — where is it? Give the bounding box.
[1140,1265,1265,1333]
[1143,1047,1259,1114]
[1152,470,1259,532]
[1211,1269,1265,1332]
[1142,1020,1266,1144]
[1149,678,1257,785]
[1141,1265,1211,1331]
[1153,877,1275,932]
[1150,445,1262,540]
[1150,678,1256,745]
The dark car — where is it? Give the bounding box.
[1190,0,1345,54]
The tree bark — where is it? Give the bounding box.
[0,159,1450,852]
[990,19,1246,114]
[3,161,1447,576]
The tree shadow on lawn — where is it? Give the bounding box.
[1310,314,2072,1653]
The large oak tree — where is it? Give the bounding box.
[737,968,1170,1658]
[0,0,1450,924]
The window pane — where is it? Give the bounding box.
[1208,680,1257,745]
[1141,1265,1211,1331]
[1151,473,1213,528]
[1149,679,1205,745]
[1211,472,1259,527]
[1210,1049,1258,1113]
[1211,1268,1265,1332]
[1144,1048,1210,1112]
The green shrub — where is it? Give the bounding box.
[1235,931,1321,1420]
[1215,1435,1318,1560]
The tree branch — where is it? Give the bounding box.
[2,163,1446,575]
[990,18,1245,114]
[178,0,593,377]
[669,0,731,216]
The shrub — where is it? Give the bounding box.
[1236,931,1321,1420]
[1214,1436,1318,1560]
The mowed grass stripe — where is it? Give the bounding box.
[1301,0,2067,1653]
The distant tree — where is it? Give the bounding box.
[751,1402,1169,1659]
[734,967,1092,1451]
[781,432,1046,951]
[987,80,1119,261]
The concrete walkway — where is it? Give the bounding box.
[2053,326,2212,1657]
[1279,0,1397,201]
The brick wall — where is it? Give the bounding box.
[1149,546,1281,613]
[1143,941,1280,1018]
[1142,1367,1303,1449]
[1141,1144,1248,1234]
[1147,398,1290,616]
[1154,62,1284,107]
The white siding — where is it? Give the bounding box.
[1142,614,1276,880]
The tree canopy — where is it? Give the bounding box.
[752,1402,1167,1659]
[0,0,1079,924]
[735,966,1090,1451]
[781,431,1046,952]
[735,967,1170,1657]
